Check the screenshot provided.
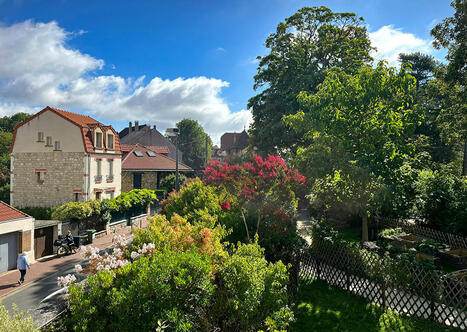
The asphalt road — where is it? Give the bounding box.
[2,261,77,316]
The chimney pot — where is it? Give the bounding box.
[135,121,139,131]
[129,122,132,133]
[153,124,157,130]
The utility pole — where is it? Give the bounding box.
[205,135,209,168]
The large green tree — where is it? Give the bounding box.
[248,6,373,155]
[175,119,212,171]
[285,63,420,240]
[430,0,467,175]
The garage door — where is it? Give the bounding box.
[34,226,54,259]
[0,232,18,273]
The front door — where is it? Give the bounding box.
[133,173,142,189]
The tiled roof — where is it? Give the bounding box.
[11,106,121,154]
[122,144,192,171]
[0,201,30,222]
[220,130,249,151]
[146,145,169,155]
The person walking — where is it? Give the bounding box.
[17,252,30,285]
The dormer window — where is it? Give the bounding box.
[37,132,44,142]
[107,133,114,149]
[95,132,103,148]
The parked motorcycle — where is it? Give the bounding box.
[54,235,81,256]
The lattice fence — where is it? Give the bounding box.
[297,240,467,330]
[380,219,467,249]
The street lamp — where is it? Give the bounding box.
[165,128,180,190]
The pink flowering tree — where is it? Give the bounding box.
[203,154,306,242]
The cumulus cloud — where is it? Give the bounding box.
[0,20,251,143]
[369,25,436,66]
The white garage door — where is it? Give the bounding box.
[0,232,18,273]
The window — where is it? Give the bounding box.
[46,136,52,146]
[38,132,44,142]
[37,171,45,183]
[133,173,142,189]
[109,191,115,199]
[95,159,102,182]
[96,191,102,200]
[107,134,114,149]
[134,150,143,157]
[95,132,103,148]
[107,159,114,182]
[54,141,61,150]
[147,150,156,157]
[74,193,80,202]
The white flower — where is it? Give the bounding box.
[113,248,123,258]
[130,251,139,260]
[74,264,83,273]
[57,274,77,287]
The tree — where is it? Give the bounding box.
[175,119,212,171]
[430,0,467,175]
[248,6,373,155]
[285,62,420,240]
[398,52,437,89]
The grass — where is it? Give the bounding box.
[338,227,361,245]
[293,278,459,332]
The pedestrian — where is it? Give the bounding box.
[17,252,30,285]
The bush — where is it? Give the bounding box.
[63,214,293,332]
[106,189,157,214]
[51,201,98,221]
[0,303,36,332]
[160,173,188,193]
[19,206,57,220]
[413,169,467,235]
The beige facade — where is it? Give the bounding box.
[11,107,121,207]
[0,217,35,264]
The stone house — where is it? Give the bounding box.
[121,144,192,192]
[10,106,122,207]
[119,122,182,160]
[221,130,249,155]
[0,201,35,273]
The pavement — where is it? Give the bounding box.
[0,224,142,316]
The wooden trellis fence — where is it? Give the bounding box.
[296,240,467,330]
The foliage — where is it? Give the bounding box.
[0,184,9,204]
[417,239,448,256]
[293,279,455,332]
[413,169,467,235]
[310,219,341,245]
[0,303,36,332]
[19,206,57,220]
[160,173,188,193]
[105,189,157,214]
[248,6,373,154]
[212,241,293,331]
[63,214,293,332]
[174,118,212,170]
[204,155,306,241]
[378,227,405,240]
[51,200,100,221]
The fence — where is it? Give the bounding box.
[380,218,467,249]
[296,240,467,330]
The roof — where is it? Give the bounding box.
[121,144,169,155]
[220,130,249,151]
[122,144,192,171]
[119,124,181,160]
[0,201,30,222]
[11,106,121,154]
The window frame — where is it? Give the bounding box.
[54,141,61,151]
[37,132,45,142]
[46,136,53,146]
[107,133,114,149]
[95,132,103,148]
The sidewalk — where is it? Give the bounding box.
[0,224,140,299]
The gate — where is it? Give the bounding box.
[34,226,54,259]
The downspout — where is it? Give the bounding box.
[87,154,91,201]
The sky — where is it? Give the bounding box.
[0,0,454,144]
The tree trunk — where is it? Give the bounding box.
[241,210,251,243]
[255,213,261,236]
[362,214,369,242]
[463,139,467,176]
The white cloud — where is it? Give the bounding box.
[0,20,250,144]
[369,25,435,66]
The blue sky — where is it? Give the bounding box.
[0,0,453,143]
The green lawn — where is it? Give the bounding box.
[293,278,459,332]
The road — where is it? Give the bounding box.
[1,260,77,316]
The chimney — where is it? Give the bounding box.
[153,124,157,130]
[129,122,132,133]
[135,121,139,131]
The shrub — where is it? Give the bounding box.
[160,173,188,193]
[413,169,467,235]
[51,201,97,221]
[106,189,157,214]
[19,206,57,220]
[0,303,36,332]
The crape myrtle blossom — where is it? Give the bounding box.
[57,274,77,287]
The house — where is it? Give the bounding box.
[221,130,249,155]
[119,122,182,160]
[0,201,34,273]
[121,144,192,191]
[10,106,122,207]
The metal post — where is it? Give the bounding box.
[205,135,208,168]
[175,135,179,191]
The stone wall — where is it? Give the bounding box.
[12,152,85,207]
[121,171,158,192]
[121,171,133,192]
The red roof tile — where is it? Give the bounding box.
[0,201,30,222]
[122,144,192,171]
[11,106,121,154]
[146,145,169,155]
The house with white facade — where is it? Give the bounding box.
[10,106,122,207]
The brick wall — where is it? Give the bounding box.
[12,152,85,207]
